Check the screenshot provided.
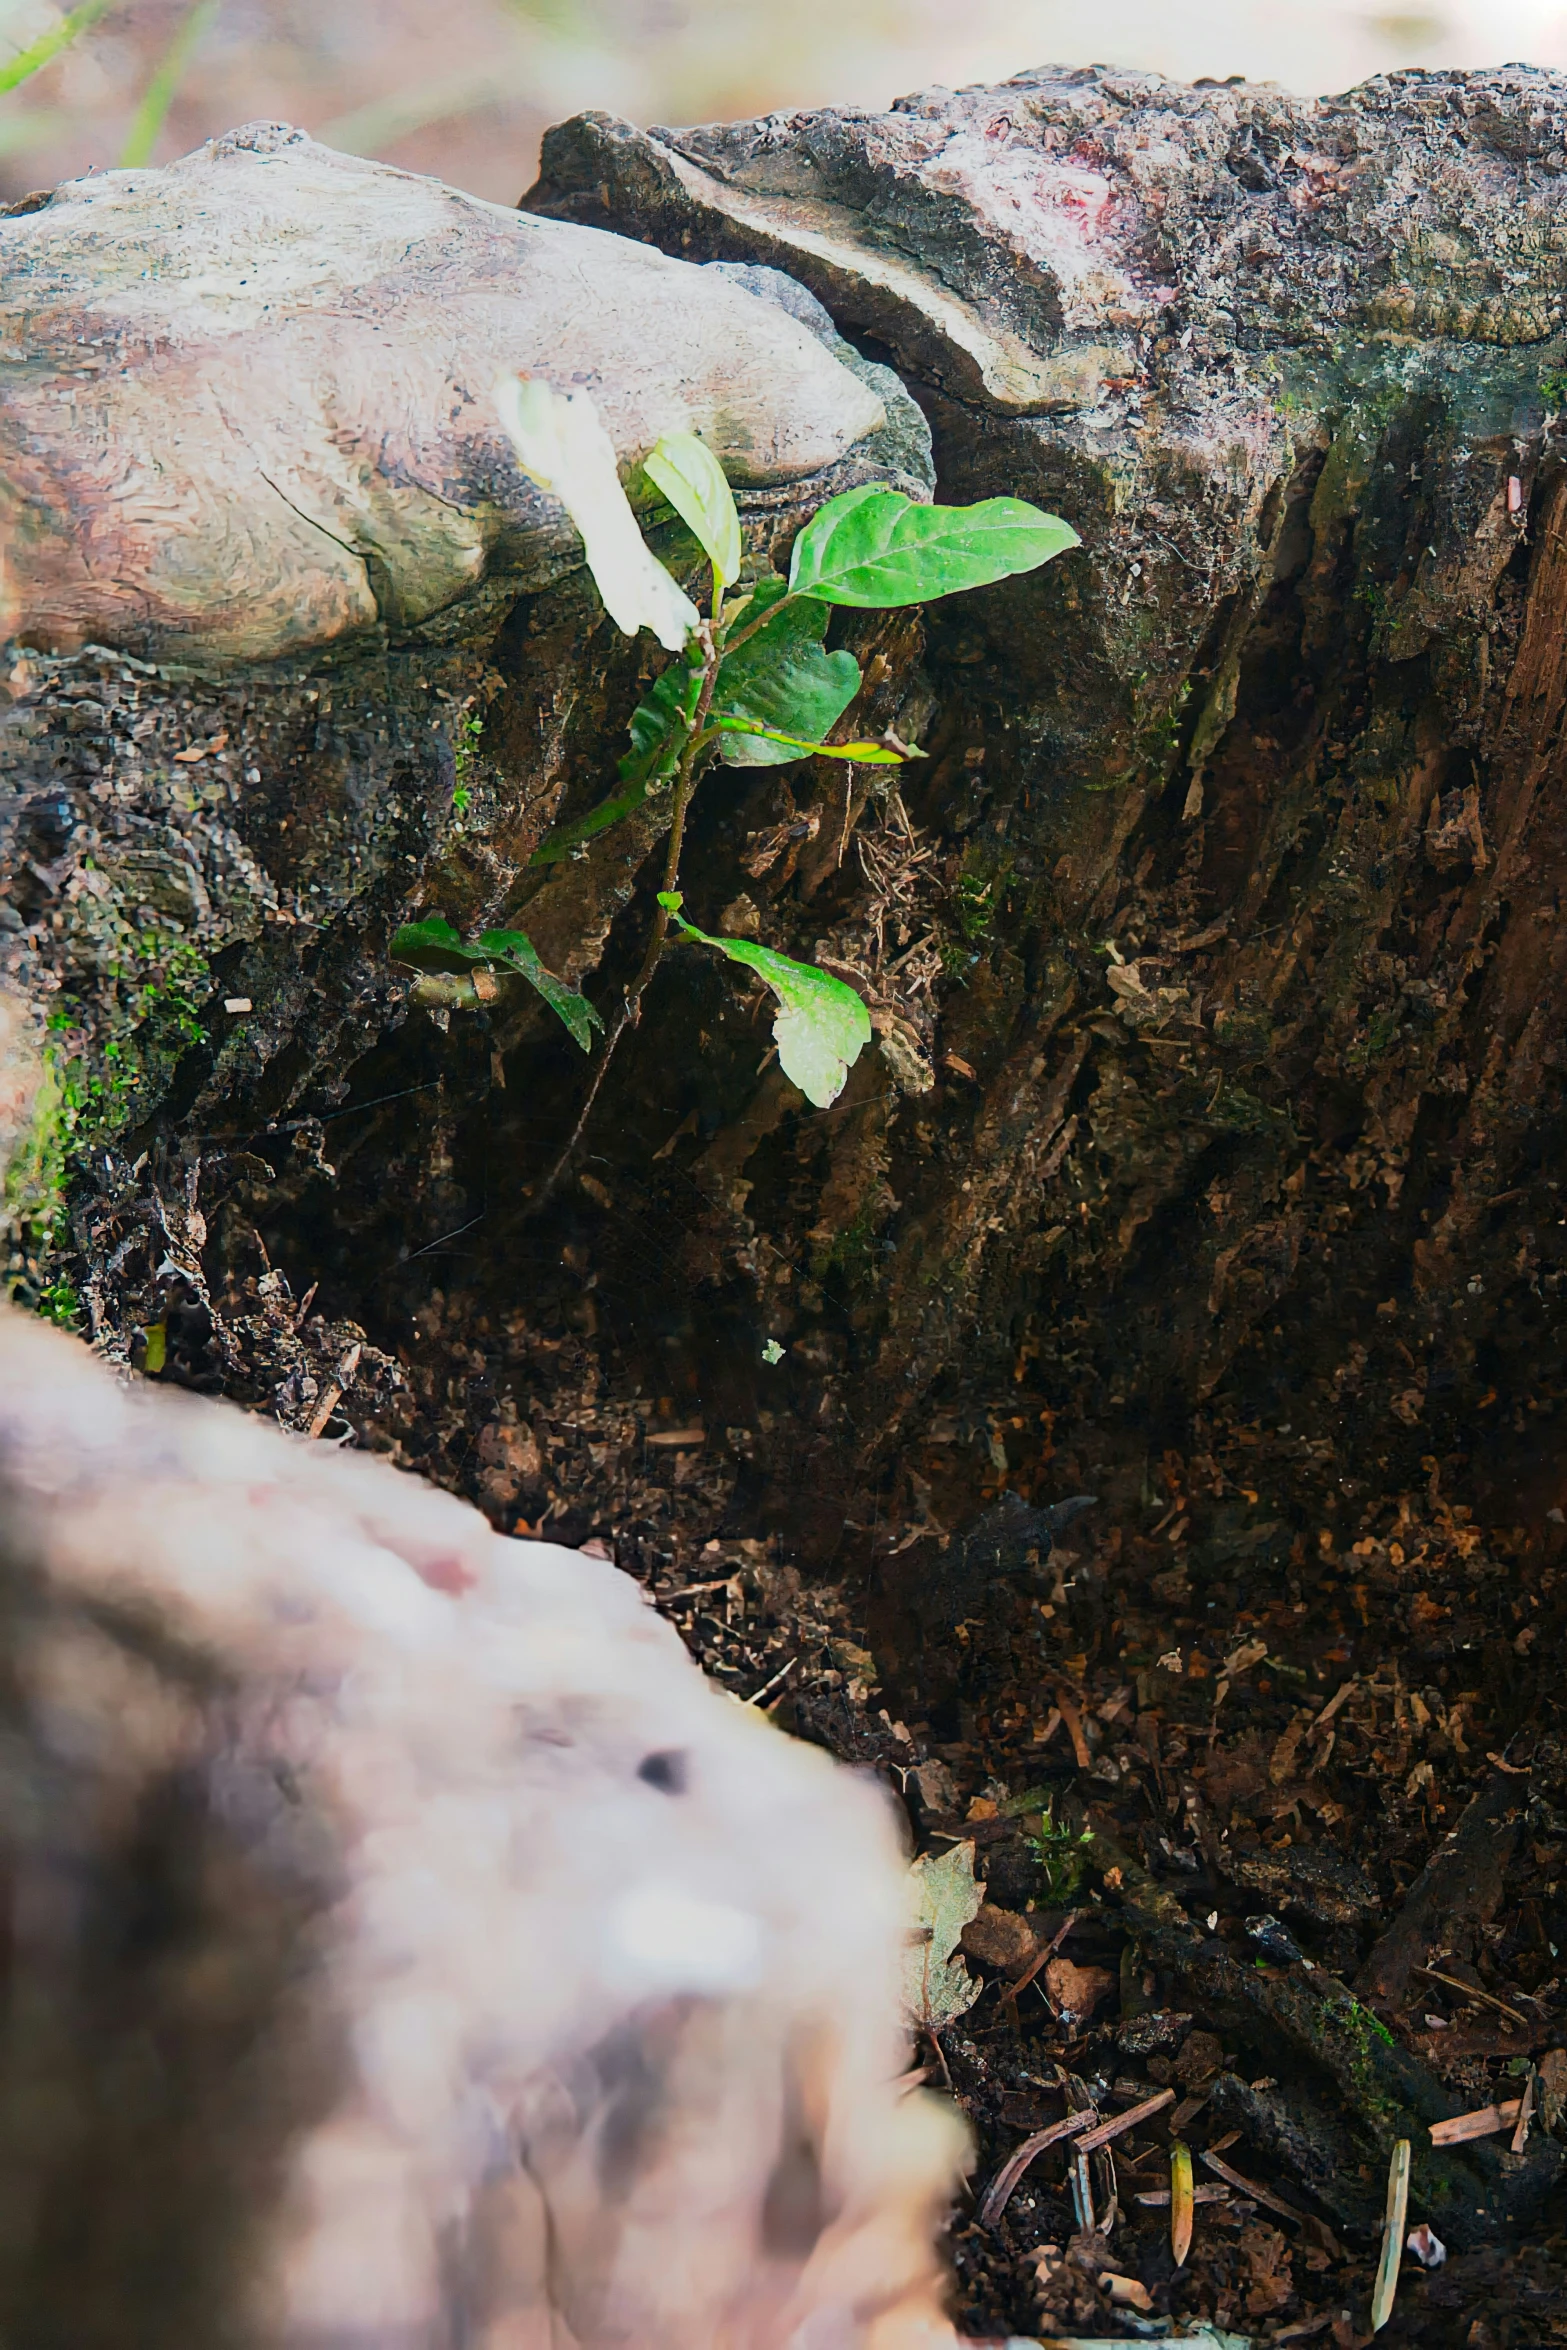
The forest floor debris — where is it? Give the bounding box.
[32,1169,1567,2348]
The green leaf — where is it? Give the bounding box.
[643,432,742,590]
[474,929,603,1052]
[708,578,860,770]
[670,914,871,1107]
[789,487,1080,608]
[710,718,914,763]
[530,651,701,865]
[0,0,116,94]
[390,915,472,965]
[389,917,602,1051]
[901,1840,984,2032]
[534,578,865,862]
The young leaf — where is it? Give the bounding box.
[711,718,912,763]
[389,917,601,1051]
[670,914,871,1107]
[708,578,860,769]
[390,915,473,966]
[494,377,699,652]
[536,578,865,862]
[474,929,603,1052]
[530,650,702,866]
[901,1840,985,2032]
[643,432,742,591]
[789,486,1080,607]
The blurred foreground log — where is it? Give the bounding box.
[0,995,962,2350]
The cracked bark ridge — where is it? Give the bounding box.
[524,66,1567,1494]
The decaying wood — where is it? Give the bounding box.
[7,71,1567,2336]
[1357,1772,1525,2004]
[519,66,1567,1523]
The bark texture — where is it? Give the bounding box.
[520,66,1567,1541]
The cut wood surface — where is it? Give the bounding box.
[0,124,884,662]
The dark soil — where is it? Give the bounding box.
[30,1109,1567,2350]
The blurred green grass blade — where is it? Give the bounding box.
[118,0,220,168]
[0,0,117,96]
[318,64,532,155]
[0,104,68,155]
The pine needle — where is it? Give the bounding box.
[1371,2139,1410,2333]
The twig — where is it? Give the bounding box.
[1138,2186,1231,2208]
[979,2108,1097,2227]
[1199,2148,1306,2226]
[1072,2148,1095,2233]
[1075,2087,1174,2153]
[1414,1965,1530,2030]
[1056,1690,1092,1769]
[1428,2096,1523,2146]
[1512,2068,1536,2153]
[1003,1906,1080,2019]
[304,1341,361,1439]
[404,1211,485,1263]
[747,1655,797,1709]
[924,2027,955,2094]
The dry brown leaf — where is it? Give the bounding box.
[1044,1955,1115,2027]
[902,1840,984,2031]
[960,1903,1041,1977]
[1240,2220,1295,2317]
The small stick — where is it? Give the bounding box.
[1170,2138,1195,2267]
[1371,2139,1411,2334]
[1075,2087,1175,2153]
[1072,2147,1095,2234]
[1199,2148,1306,2227]
[1004,1906,1081,2019]
[924,2027,955,2095]
[1136,2183,1230,2208]
[1056,1691,1092,1769]
[747,1655,796,1709]
[1428,2098,1523,2146]
[1512,2069,1536,2154]
[979,2108,1097,2227]
[1415,1965,1530,2031]
[305,1341,361,1439]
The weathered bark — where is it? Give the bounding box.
[517,66,1567,1545]
[0,123,924,1396]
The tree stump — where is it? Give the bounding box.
[520,67,1567,1552]
[8,66,1567,2334]
[4,64,1567,1635]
